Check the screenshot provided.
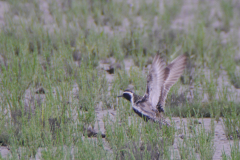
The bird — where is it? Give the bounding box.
[118,54,187,126]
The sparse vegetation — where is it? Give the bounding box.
[0,0,239,159]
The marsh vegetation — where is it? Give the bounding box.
[0,0,239,159]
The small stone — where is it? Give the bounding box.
[35,87,45,94]
[106,63,122,74]
[86,126,106,138]
[194,119,201,124]
[106,67,114,74]
[179,134,185,139]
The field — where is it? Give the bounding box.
[0,0,240,159]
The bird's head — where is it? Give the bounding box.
[117,89,134,103]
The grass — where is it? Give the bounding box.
[176,116,215,160]
[222,139,240,160]
[0,0,239,159]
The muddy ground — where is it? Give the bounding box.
[0,0,240,159]
[0,116,233,160]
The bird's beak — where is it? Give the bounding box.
[117,95,123,98]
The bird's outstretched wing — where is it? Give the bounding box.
[143,55,166,110]
[158,54,187,111]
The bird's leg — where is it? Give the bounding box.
[156,112,171,127]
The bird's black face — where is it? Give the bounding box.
[122,92,132,102]
[118,90,133,102]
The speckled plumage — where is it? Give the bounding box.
[118,54,187,126]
